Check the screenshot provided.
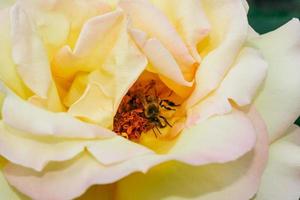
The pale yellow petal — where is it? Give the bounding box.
[188,47,268,125]
[0,8,31,99]
[186,0,248,108]
[10,3,52,98]
[250,19,300,142]
[256,125,300,200]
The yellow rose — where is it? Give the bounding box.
[0,0,299,200]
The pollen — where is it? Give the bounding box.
[113,79,178,141]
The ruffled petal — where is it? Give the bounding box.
[187,47,268,125]
[115,107,268,200]
[186,0,248,108]
[10,3,52,98]
[256,125,300,200]
[3,108,260,200]
[120,0,197,81]
[0,86,115,138]
[0,122,90,171]
[249,19,300,142]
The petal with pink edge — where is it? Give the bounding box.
[0,158,28,200]
[3,108,260,200]
[249,19,300,142]
[115,107,268,200]
[256,125,300,200]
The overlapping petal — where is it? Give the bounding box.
[249,19,300,142]
[10,3,52,98]
[115,107,268,200]
[186,0,248,108]
[187,47,268,125]
[3,108,258,199]
[256,125,300,200]
[0,8,31,99]
[0,88,115,138]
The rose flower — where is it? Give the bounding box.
[0,0,299,200]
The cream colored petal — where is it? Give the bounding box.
[169,109,257,165]
[0,158,28,200]
[10,3,52,98]
[137,36,193,87]
[68,84,114,128]
[3,108,262,200]
[149,0,211,61]
[187,47,268,125]
[0,8,31,99]
[52,10,123,80]
[87,136,153,165]
[249,19,300,142]
[3,153,158,200]
[256,125,300,200]
[1,89,115,138]
[0,122,88,171]
[186,0,248,108]
[120,0,197,80]
[115,107,269,200]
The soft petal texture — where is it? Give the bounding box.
[0,158,28,200]
[76,184,115,200]
[3,109,259,199]
[0,119,153,171]
[186,0,248,108]
[187,47,268,125]
[115,107,268,200]
[52,9,124,80]
[120,0,197,81]
[249,19,300,142]
[149,0,210,61]
[169,109,257,165]
[10,3,52,98]
[0,8,31,99]
[256,125,300,200]
[0,122,88,171]
[1,90,115,138]
[68,84,114,127]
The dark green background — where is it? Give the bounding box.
[247,0,300,126]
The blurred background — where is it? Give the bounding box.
[247,0,300,126]
[248,0,300,33]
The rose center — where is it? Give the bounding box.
[113,79,180,141]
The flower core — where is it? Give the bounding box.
[113,79,179,141]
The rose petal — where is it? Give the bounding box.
[120,0,197,81]
[10,3,52,98]
[249,19,300,142]
[1,87,115,138]
[149,0,211,61]
[3,108,260,199]
[76,184,114,200]
[0,122,88,171]
[52,9,124,80]
[0,158,28,200]
[68,84,114,127]
[170,109,257,165]
[115,107,268,200]
[186,0,248,108]
[0,8,31,99]
[187,47,268,125]
[256,125,300,200]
